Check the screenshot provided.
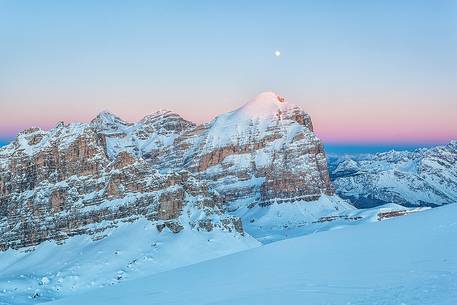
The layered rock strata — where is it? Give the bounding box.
[0,92,338,250]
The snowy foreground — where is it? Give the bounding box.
[0,221,258,304]
[45,204,457,305]
[0,198,425,304]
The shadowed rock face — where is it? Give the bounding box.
[0,92,336,250]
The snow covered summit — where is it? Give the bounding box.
[232,91,292,119]
[197,92,314,150]
[90,111,132,133]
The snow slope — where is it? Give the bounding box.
[44,203,457,305]
[0,219,259,305]
[0,200,420,304]
[235,195,427,244]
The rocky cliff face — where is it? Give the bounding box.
[157,92,334,205]
[330,141,457,208]
[0,92,340,250]
[0,116,236,251]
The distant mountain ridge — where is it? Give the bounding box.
[330,141,457,208]
[0,140,11,147]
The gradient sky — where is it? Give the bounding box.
[1,0,456,144]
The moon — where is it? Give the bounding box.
[275,50,281,57]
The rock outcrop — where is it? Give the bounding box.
[0,121,238,251]
[0,92,340,250]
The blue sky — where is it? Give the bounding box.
[1,0,456,145]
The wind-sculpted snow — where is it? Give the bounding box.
[330,141,457,208]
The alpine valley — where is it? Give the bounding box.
[0,92,455,305]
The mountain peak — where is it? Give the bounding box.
[93,111,125,123]
[252,91,285,103]
[245,91,287,107]
[140,109,182,122]
[90,111,131,132]
[235,91,291,119]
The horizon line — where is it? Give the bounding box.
[0,137,453,147]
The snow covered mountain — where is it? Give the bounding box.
[0,121,243,251]
[330,141,457,208]
[0,92,345,251]
[154,92,340,240]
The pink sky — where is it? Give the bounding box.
[1,90,455,144]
